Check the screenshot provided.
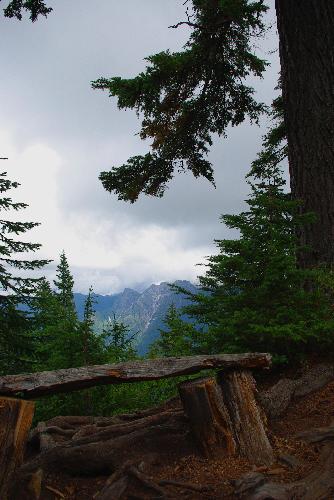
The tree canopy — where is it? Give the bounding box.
[1,0,51,21]
[93,0,269,202]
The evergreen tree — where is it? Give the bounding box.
[34,263,104,373]
[77,286,105,413]
[81,285,95,366]
[150,304,201,358]
[0,302,34,374]
[31,278,57,369]
[102,315,136,363]
[32,252,79,372]
[32,269,107,418]
[178,102,334,363]
[275,1,334,268]
[50,252,79,369]
[53,250,75,314]
[0,171,50,374]
[93,0,268,202]
[2,0,52,21]
[0,171,50,302]
[79,286,105,366]
[31,277,76,372]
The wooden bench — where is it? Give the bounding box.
[0,352,272,499]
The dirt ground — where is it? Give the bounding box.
[32,377,334,499]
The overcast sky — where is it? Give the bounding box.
[0,0,280,294]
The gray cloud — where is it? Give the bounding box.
[0,0,280,293]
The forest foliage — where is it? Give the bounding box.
[93,0,269,202]
[151,97,334,364]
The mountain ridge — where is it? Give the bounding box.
[74,280,198,354]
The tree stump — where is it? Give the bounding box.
[0,397,35,500]
[218,370,274,465]
[178,377,236,458]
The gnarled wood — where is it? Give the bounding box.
[218,370,274,465]
[30,408,184,453]
[0,397,35,500]
[178,377,236,458]
[20,415,187,476]
[0,353,271,398]
[258,363,334,419]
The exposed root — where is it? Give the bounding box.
[258,363,334,419]
[22,416,188,476]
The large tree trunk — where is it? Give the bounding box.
[275,0,334,267]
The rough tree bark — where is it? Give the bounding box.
[275,0,334,267]
[218,370,274,465]
[0,397,35,500]
[178,377,236,458]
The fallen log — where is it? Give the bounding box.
[20,415,188,476]
[0,397,35,500]
[218,370,274,465]
[29,408,185,452]
[258,363,334,419]
[178,377,236,458]
[0,353,271,398]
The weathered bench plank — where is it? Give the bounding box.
[0,353,271,398]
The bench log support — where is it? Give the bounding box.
[218,370,274,465]
[179,370,274,465]
[0,397,35,499]
[178,377,236,458]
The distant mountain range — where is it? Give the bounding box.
[74,280,198,354]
